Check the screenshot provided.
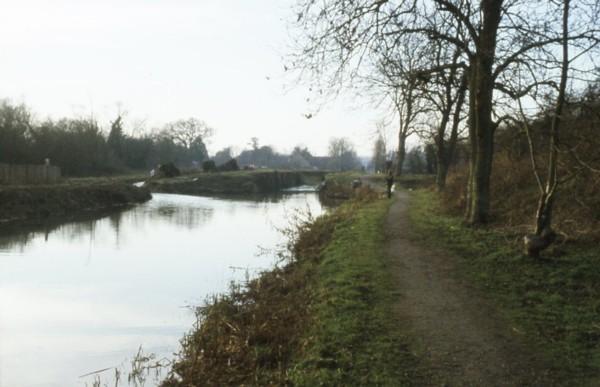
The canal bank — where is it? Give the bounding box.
[0,182,151,226]
[159,179,559,386]
[0,170,324,227]
[146,170,325,196]
[160,186,422,386]
[0,192,325,387]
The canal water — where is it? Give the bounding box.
[0,192,324,387]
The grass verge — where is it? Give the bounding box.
[161,192,420,386]
[289,197,421,386]
[408,189,600,385]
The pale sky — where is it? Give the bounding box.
[0,0,394,156]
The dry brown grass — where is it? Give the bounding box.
[161,265,311,386]
[442,150,600,241]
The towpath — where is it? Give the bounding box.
[385,190,555,386]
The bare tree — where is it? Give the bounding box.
[372,132,387,173]
[162,118,213,150]
[517,0,576,256]
[249,137,259,151]
[328,137,361,171]
[418,40,467,191]
[291,0,600,225]
[372,34,432,176]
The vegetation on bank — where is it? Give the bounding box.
[317,171,364,202]
[288,192,421,385]
[0,182,151,225]
[0,99,365,179]
[147,170,325,196]
[0,100,213,176]
[0,168,326,229]
[161,188,420,385]
[408,189,600,385]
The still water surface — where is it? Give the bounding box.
[0,192,323,387]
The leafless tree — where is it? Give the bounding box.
[506,0,600,256]
[370,33,432,176]
[328,137,361,171]
[372,132,387,173]
[161,118,213,150]
[291,0,600,225]
[417,39,467,191]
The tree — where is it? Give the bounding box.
[417,39,467,191]
[293,0,600,224]
[328,137,361,171]
[122,136,153,170]
[292,0,501,222]
[519,0,570,256]
[161,118,212,162]
[237,145,278,168]
[107,115,125,163]
[0,101,218,176]
[56,117,108,175]
[290,146,314,169]
[212,147,234,166]
[372,33,431,177]
[405,146,426,174]
[371,134,387,173]
[0,100,33,163]
[291,146,313,161]
[424,143,437,175]
[249,137,259,151]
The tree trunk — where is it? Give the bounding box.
[468,86,495,225]
[394,78,416,177]
[435,111,451,191]
[395,134,406,176]
[436,74,466,192]
[524,0,569,257]
[465,0,503,225]
[436,158,449,191]
[465,76,476,221]
[535,193,555,234]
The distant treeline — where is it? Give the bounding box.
[0,100,210,176]
[211,137,362,172]
[212,144,324,171]
[0,100,367,177]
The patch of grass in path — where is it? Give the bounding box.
[290,198,423,386]
[408,189,600,385]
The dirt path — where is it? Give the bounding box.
[386,191,555,386]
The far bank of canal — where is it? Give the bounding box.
[0,191,324,387]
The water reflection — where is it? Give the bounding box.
[0,192,324,387]
[0,195,218,253]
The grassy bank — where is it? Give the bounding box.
[409,189,600,385]
[162,190,420,386]
[289,195,421,385]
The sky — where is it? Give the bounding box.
[0,0,399,157]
